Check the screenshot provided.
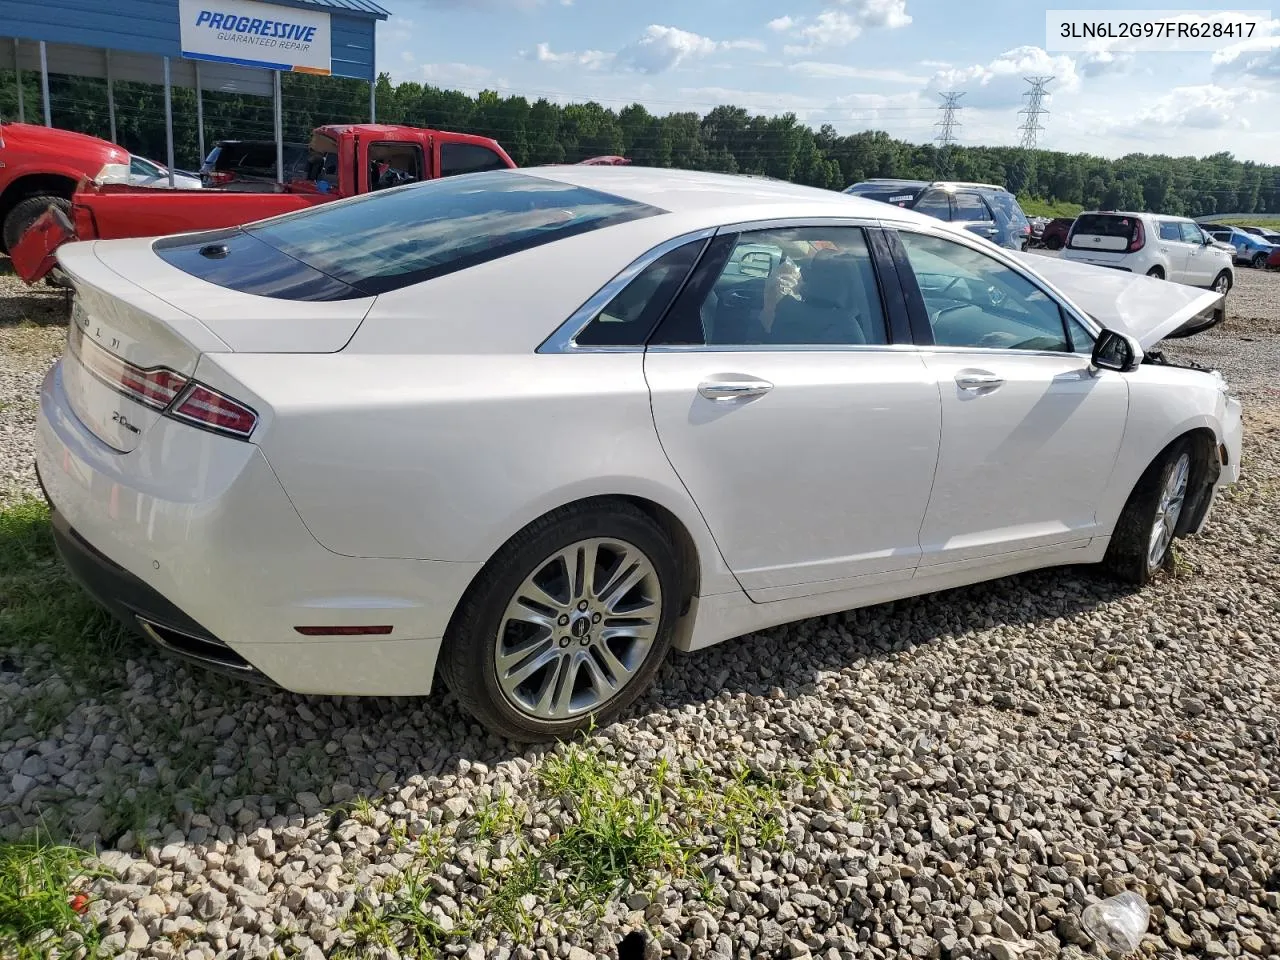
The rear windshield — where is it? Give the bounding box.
[1072,214,1139,239]
[154,171,663,300]
[843,184,923,206]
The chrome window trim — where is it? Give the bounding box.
[647,343,923,355]
[537,227,717,354]
[884,220,1102,350]
[713,215,886,234]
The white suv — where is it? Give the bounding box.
[1062,211,1233,294]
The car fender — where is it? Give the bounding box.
[1094,368,1231,533]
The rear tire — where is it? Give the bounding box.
[1252,252,1268,269]
[1102,439,1196,586]
[2,195,71,253]
[1146,266,1165,280]
[1045,237,1062,251]
[1212,270,1232,295]
[439,499,681,742]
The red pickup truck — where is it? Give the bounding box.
[0,122,136,254]
[11,123,516,285]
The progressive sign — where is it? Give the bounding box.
[178,0,332,74]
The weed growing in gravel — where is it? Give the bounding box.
[337,736,855,950]
[0,833,101,959]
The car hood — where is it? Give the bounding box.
[1016,254,1224,350]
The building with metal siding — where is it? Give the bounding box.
[0,0,386,82]
[1,0,389,183]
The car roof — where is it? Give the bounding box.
[521,165,936,225]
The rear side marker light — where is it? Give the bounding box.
[169,384,258,439]
[294,626,394,637]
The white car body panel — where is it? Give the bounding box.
[643,348,940,601]
[34,167,1244,697]
[916,350,1128,566]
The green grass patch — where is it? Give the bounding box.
[1214,215,1280,229]
[0,498,138,689]
[1017,197,1084,219]
[0,834,101,959]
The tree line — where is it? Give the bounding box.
[2,68,1277,216]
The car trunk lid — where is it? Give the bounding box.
[81,234,377,353]
[1017,253,1225,349]
[56,241,231,453]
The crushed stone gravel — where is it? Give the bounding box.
[1,262,1278,959]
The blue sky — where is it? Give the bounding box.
[374,0,1279,162]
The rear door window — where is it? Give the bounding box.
[953,193,994,222]
[1069,214,1139,251]
[912,191,953,221]
[155,171,664,299]
[440,143,509,177]
[1158,221,1182,242]
[574,241,706,346]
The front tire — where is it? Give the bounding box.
[439,500,681,742]
[1103,440,1195,586]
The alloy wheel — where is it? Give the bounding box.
[1147,452,1190,571]
[1214,274,1231,294]
[493,538,662,721]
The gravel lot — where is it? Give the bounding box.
[1,264,1278,960]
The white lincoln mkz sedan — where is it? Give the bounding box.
[35,167,1242,740]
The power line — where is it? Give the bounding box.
[934,91,964,148]
[1017,76,1053,150]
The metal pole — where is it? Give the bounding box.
[106,50,116,143]
[39,41,51,127]
[13,40,23,123]
[274,70,283,185]
[163,57,175,187]
[194,61,205,165]
[369,79,376,122]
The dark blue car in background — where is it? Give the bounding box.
[842,179,1032,251]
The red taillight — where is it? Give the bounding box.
[68,323,257,439]
[1127,219,1146,253]
[208,171,234,187]
[170,384,258,438]
[70,323,188,409]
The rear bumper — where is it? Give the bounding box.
[36,360,482,696]
[42,490,271,683]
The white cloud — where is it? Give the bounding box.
[768,0,911,54]
[789,61,925,83]
[523,41,612,70]
[527,25,761,76]
[1212,20,1280,81]
[1077,48,1133,77]
[926,45,1080,108]
[1114,84,1265,135]
[775,0,912,53]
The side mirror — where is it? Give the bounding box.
[1091,328,1143,373]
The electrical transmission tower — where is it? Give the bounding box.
[1018,76,1054,149]
[935,91,964,148]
